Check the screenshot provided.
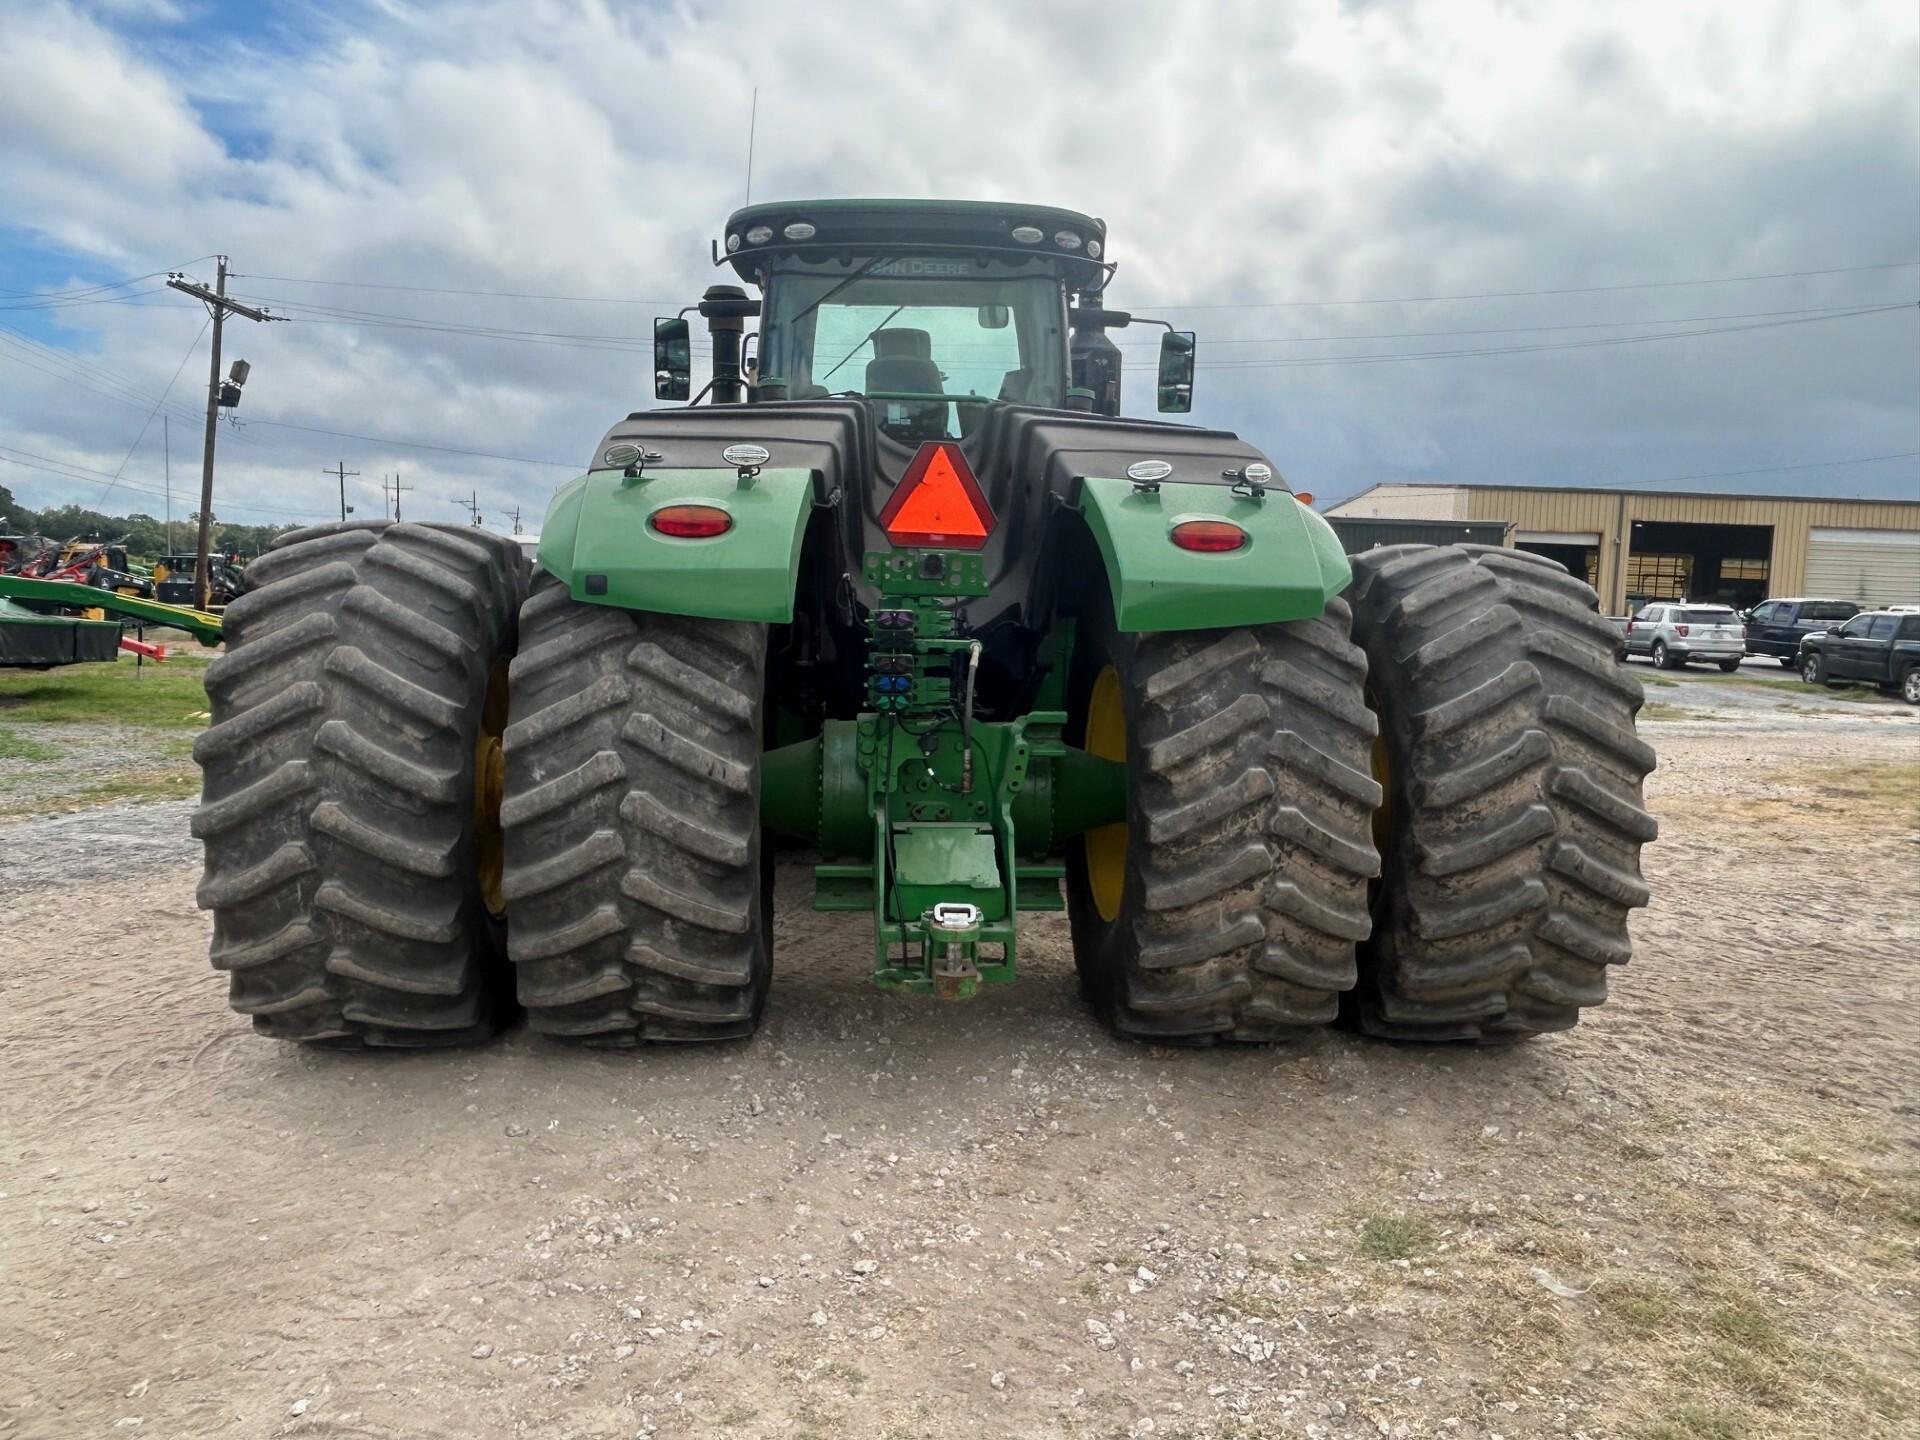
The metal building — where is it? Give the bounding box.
[1325,483,1920,615]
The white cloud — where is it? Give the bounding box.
[1,0,1915,532]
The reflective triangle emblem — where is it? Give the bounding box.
[879,442,994,550]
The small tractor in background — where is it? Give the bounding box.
[195,199,1655,1049]
[153,551,244,609]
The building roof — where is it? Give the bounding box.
[1333,481,1920,511]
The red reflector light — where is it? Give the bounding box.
[650,504,732,539]
[1170,520,1247,553]
[879,441,994,550]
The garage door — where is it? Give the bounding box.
[1805,528,1920,607]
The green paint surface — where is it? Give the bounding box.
[1077,477,1352,632]
[537,467,812,622]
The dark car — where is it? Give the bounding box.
[1798,610,1920,703]
[1744,597,1862,666]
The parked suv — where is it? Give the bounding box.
[1743,597,1862,666]
[1798,611,1920,703]
[1624,603,1747,671]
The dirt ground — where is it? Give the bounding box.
[2,695,1916,1439]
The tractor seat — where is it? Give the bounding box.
[864,354,945,397]
[872,328,933,360]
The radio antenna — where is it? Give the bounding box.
[744,87,759,205]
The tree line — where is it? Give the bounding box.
[0,481,295,559]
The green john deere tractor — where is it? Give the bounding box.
[194,199,1656,1048]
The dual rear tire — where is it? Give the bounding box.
[1063,544,1657,1043]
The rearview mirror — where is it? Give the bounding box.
[977,304,1011,329]
[1156,330,1195,413]
[654,316,691,401]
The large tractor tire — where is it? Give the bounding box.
[1345,544,1657,1041]
[194,521,526,1045]
[500,572,772,1043]
[1065,602,1381,1043]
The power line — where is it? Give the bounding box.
[1107,303,1889,349]
[1167,303,1912,370]
[0,327,214,428]
[1606,451,1920,488]
[229,260,1920,310]
[97,316,210,505]
[232,272,677,305]
[0,273,172,309]
[1141,261,1920,311]
[245,419,578,468]
[0,446,337,518]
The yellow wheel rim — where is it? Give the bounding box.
[1085,664,1128,923]
[473,659,510,917]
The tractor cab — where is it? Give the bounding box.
[653,200,1196,440]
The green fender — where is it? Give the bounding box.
[1075,476,1353,632]
[537,466,813,622]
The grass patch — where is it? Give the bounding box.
[1636,1404,1756,1440]
[1640,673,1680,688]
[1355,1213,1436,1261]
[0,726,60,761]
[0,766,199,819]
[1639,702,1722,722]
[820,1360,865,1391]
[1799,762,1920,818]
[1595,1277,1682,1340]
[1705,1296,1790,1356]
[1218,1286,1289,1320]
[0,656,209,729]
[1698,673,1899,704]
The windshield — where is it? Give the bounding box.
[759,257,1068,441]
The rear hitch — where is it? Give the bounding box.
[926,903,984,1000]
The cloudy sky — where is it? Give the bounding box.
[0,0,1915,535]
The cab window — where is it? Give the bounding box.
[1864,614,1899,640]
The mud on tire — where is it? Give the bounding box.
[1065,602,1381,1043]
[1345,544,1658,1041]
[500,572,772,1043]
[194,522,527,1046]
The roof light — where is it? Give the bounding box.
[725,233,741,253]
[1170,520,1247,553]
[1294,491,1315,506]
[879,442,995,550]
[783,221,816,240]
[744,225,772,245]
[650,504,733,539]
[1054,230,1082,251]
[1010,225,1043,244]
[1086,239,1102,259]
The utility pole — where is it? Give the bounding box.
[505,506,523,535]
[383,471,413,521]
[329,461,360,522]
[167,258,283,609]
[163,416,171,552]
[452,491,483,526]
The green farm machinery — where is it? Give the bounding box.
[194,200,1656,1048]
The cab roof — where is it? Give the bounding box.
[720,198,1109,291]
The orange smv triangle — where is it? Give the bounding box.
[880,442,994,550]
